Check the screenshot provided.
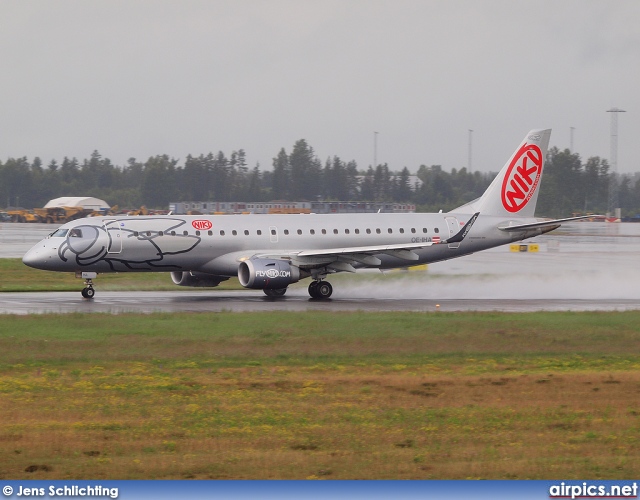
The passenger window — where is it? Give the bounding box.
[345,229,350,234]
[232,230,237,236]
[355,229,360,234]
[399,228,404,234]
[310,229,315,235]
[423,228,428,233]
[147,231,151,236]
[284,229,289,235]
[208,230,213,236]
[388,228,392,234]
[196,231,201,236]
[366,229,371,234]
[411,228,416,233]
[171,231,176,236]
[270,229,276,235]
[220,230,225,236]
[244,230,249,235]
[297,229,302,235]
[333,229,338,234]
[183,231,188,236]
[321,229,327,235]
[159,231,164,236]
[434,228,439,233]
[133,231,139,237]
[257,230,262,236]
[376,228,381,234]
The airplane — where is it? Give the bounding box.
[23,129,585,300]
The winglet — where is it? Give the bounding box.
[445,212,479,244]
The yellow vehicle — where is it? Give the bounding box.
[6,210,42,223]
[127,206,149,216]
[33,206,90,224]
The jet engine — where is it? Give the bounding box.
[238,258,301,289]
[170,271,229,288]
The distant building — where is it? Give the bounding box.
[44,197,110,212]
[169,201,415,215]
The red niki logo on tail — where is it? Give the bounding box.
[500,142,543,213]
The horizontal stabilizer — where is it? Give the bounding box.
[498,215,591,232]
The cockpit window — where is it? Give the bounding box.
[69,228,83,238]
[50,229,69,238]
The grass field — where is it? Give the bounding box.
[1,310,640,479]
[0,258,245,292]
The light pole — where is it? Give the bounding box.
[468,130,473,170]
[607,108,626,220]
[373,131,379,169]
[570,127,575,152]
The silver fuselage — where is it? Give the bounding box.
[22,212,542,276]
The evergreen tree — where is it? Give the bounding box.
[271,148,289,199]
[289,139,320,200]
[394,167,412,201]
[141,155,178,208]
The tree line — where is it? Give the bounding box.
[0,139,637,217]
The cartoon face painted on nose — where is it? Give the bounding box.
[58,225,108,265]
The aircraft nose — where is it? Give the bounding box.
[22,245,52,270]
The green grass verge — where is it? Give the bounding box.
[0,258,245,292]
[1,310,640,368]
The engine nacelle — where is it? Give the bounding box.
[170,271,229,288]
[238,259,300,289]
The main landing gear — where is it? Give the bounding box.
[308,280,332,299]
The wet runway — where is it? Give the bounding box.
[0,223,54,258]
[1,290,639,314]
[3,221,640,314]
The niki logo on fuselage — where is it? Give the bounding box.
[58,219,202,270]
[500,142,543,213]
[192,220,213,231]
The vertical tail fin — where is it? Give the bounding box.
[453,129,551,217]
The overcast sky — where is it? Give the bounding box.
[1,0,638,174]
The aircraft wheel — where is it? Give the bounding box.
[316,281,333,299]
[81,287,95,299]
[264,288,287,297]
[308,281,320,298]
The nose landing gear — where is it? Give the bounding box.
[81,284,95,299]
[76,271,97,300]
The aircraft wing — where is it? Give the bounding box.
[255,212,479,271]
[257,242,433,270]
[498,215,591,232]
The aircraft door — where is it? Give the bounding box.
[445,216,460,249]
[103,220,123,254]
[269,226,278,243]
